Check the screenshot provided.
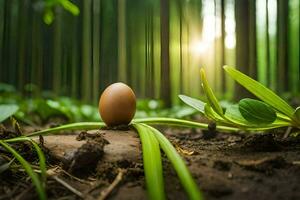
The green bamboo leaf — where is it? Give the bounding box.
[224,66,295,119]
[144,124,203,200]
[133,124,165,200]
[200,69,224,116]
[0,104,19,123]
[239,98,277,125]
[0,141,46,200]
[178,95,205,115]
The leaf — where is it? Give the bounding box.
[200,69,224,116]
[178,95,205,115]
[224,104,250,126]
[293,107,300,121]
[204,104,224,121]
[59,0,80,15]
[133,124,165,200]
[0,158,15,174]
[0,104,19,123]
[224,66,295,119]
[43,8,54,25]
[144,124,203,200]
[239,98,277,125]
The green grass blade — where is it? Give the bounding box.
[27,122,105,137]
[144,124,203,200]
[5,137,47,183]
[133,124,165,200]
[200,69,224,116]
[0,140,47,200]
[224,66,295,119]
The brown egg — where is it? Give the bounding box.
[99,82,136,126]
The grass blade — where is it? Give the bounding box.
[0,140,47,200]
[200,69,224,116]
[133,124,165,200]
[5,137,47,183]
[144,124,203,200]
[28,122,105,137]
[224,66,295,119]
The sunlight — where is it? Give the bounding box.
[190,40,210,56]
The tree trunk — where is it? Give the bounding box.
[276,0,289,93]
[160,0,171,107]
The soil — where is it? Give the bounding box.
[1,124,300,200]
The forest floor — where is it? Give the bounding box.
[1,124,300,200]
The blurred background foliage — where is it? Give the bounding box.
[0,0,299,124]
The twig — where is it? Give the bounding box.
[98,169,125,200]
[52,175,84,198]
[283,127,292,139]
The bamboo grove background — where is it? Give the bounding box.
[0,0,299,106]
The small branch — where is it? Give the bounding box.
[52,175,84,198]
[98,169,125,200]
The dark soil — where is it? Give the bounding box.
[1,125,300,200]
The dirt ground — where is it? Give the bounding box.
[1,125,300,200]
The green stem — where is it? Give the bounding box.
[133,117,239,132]
[27,122,105,137]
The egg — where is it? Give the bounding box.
[99,82,136,126]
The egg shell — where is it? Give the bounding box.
[99,82,136,126]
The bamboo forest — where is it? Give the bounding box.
[0,0,300,200]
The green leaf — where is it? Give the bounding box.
[43,8,54,25]
[200,69,224,116]
[204,104,224,121]
[0,158,15,174]
[178,95,205,115]
[293,107,300,121]
[59,0,80,15]
[133,124,165,200]
[224,66,295,119]
[0,104,19,123]
[0,141,46,200]
[239,98,277,125]
[225,104,250,126]
[144,124,203,200]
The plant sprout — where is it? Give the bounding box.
[1,66,299,199]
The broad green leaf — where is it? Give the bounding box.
[0,104,19,123]
[200,69,224,116]
[133,124,165,200]
[224,66,295,119]
[178,95,205,115]
[224,104,250,126]
[239,98,277,125]
[144,124,203,200]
